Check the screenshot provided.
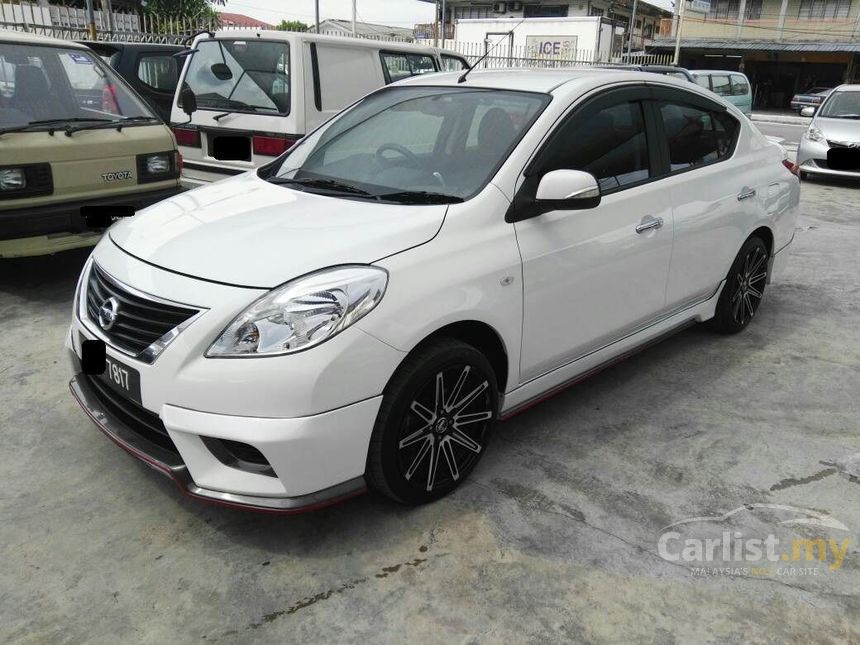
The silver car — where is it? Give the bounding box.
[797,84,860,179]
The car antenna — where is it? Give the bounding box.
[458,19,526,84]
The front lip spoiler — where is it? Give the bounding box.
[69,375,367,514]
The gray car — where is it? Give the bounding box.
[797,84,860,180]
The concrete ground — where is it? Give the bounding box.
[1,178,859,643]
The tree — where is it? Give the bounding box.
[142,0,226,20]
[275,19,309,32]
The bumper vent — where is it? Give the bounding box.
[86,263,198,358]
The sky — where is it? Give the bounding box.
[220,0,437,27]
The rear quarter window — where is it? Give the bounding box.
[136,53,178,92]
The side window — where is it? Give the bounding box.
[540,100,651,192]
[381,53,437,83]
[659,102,738,172]
[710,75,732,96]
[136,53,178,92]
[694,75,710,90]
[441,55,469,72]
[730,74,750,96]
[316,46,378,111]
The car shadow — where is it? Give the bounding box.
[0,246,92,305]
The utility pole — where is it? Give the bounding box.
[85,0,97,39]
[434,0,439,47]
[672,0,687,65]
[441,0,446,45]
[352,0,357,35]
[625,0,639,62]
[315,0,320,33]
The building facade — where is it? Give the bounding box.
[417,0,671,53]
[651,0,860,108]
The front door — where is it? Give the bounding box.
[513,87,674,381]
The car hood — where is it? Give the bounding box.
[109,172,447,288]
[814,117,860,143]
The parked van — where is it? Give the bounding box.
[691,70,752,116]
[171,30,469,185]
[0,30,182,257]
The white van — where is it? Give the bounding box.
[171,30,469,185]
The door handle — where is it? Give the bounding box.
[737,188,757,201]
[635,216,664,234]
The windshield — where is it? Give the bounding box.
[0,43,155,130]
[270,86,549,202]
[818,91,860,118]
[182,39,290,115]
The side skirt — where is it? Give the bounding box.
[500,282,725,419]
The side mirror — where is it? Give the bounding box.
[210,62,233,81]
[180,88,197,117]
[535,169,601,204]
[800,106,816,117]
[506,169,601,223]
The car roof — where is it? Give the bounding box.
[207,29,443,54]
[832,84,860,92]
[83,41,185,51]
[0,28,89,49]
[393,68,729,109]
[691,69,746,76]
[395,67,639,93]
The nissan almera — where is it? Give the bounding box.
[68,69,799,511]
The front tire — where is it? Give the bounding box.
[366,338,498,505]
[709,236,769,334]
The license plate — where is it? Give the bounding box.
[101,354,142,405]
[827,147,860,171]
[79,333,142,405]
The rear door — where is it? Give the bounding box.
[514,86,675,380]
[649,85,759,309]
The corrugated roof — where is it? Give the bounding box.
[650,38,860,52]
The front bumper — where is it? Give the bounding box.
[66,242,406,511]
[0,184,183,242]
[69,365,378,513]
[797,138,860,178]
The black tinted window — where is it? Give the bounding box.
[659,103,738,172]
[541,101,651,192]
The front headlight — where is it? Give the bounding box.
[804,126,824,142]
[207,266,388,357]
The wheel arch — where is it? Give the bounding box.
[750,225,774,256]
[393,320,510,394]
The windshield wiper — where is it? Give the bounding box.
[375,190,464,204]
[0,117,112,136]
[269,176,372,196]
[831,114,860,119]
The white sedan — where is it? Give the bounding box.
[67,69,799,511]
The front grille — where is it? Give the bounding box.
[86,263,198,357]
[83,373,179,455]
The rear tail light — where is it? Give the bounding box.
[782,159,801,177]
[176,151,183,172]
[253,135,296,157]
[102,84,119,114]
[172,127,201,148]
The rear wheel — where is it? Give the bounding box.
[366,339,498,505]
[709,236,769,334]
